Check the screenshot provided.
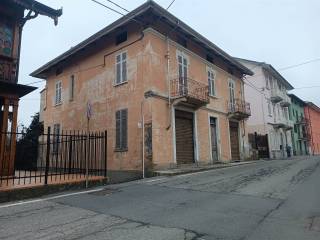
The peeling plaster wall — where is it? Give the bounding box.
[41,26,248,171]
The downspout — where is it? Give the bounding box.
[166,36,171,130]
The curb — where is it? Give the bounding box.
[0,178,108,204]
[152,161,260,177]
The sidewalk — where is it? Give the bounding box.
[153,160,260,176]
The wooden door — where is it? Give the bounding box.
[229,121,240,161]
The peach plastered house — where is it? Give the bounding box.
[32,1,253,176]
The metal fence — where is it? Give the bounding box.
[0,127,107,188]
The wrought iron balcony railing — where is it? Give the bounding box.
[270,88,284,103]
[228,99,251,120]
[170,77,209,106]
[296,116,309,125]
[0,59,17,83]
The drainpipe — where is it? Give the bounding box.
[166,36,171,130]
[141,99,145,179]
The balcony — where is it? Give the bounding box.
[0,59,17,83]
[280,94,291,107]
[270,88,284,103]
[228,99,251,120]
[170,77,209,108]
[296,116,309,125]
[298,131,311,141]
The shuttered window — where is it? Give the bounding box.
[55,81,62,105]
[69,75,75,101]
[53,123,60,154]
[115,109,128,151]
[115,52,127,85]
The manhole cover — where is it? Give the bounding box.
[89,188,119,196]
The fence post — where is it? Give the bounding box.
[44,127,51,185]
[104,131,107,177]
[68,135,73,174]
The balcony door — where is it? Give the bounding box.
[210,117,219,162]
[178,54,188,95]
[228,79,236,111]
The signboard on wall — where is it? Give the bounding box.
[0,19,14,57]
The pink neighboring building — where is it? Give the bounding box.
[304,102,320,155]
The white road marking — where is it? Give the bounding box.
[0,188,105,209]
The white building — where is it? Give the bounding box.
[236,58,294,159]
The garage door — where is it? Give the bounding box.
[175,110,194,165]
[229,121,240,161]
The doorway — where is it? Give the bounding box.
[210,117,219,163]
[229,121,240,161]
[175,110,194,165]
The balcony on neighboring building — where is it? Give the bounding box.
[296,116,309,125]
[227,99,251,120]
[298,130,311,141]
[170,77,209,108]
[270,88,284,103]
[280,94,291,107]
[0,58,17,83]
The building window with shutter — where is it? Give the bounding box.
[115,52,127,85]
[115,109,128,151]
[69,75,75,101]
[53,123,60,154]
[55,81,62,105]
[268,100,272,116]
[208,69,216,96]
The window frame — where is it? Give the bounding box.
[207,68,216,97]
[69,75,75,101]
[52,123,61,154]
[115,109,128,151]
[115,51,128,86]
[55,80,62,106]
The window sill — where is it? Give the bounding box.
[54,103,62,107]
[114,148,128,152]
[209,95,219,99]
[114,81,128,87]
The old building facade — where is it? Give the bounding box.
[33,1,253,173]
[288,94,309,156]
[237,58,294,159]
[304,102,320,155]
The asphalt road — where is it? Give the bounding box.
[1,157,320,240]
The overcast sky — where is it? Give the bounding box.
[18,0,320,127]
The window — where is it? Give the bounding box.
[116,31,127,45]
[206,54,214,63]
[53,124,60,154]
[208,69,216,96]
[177,36,187,48]
[267,100,272,116]
[69,75,75,101]
[115,109,128,151]
[228,79,236,111]
[55,81,62,105]
[178,53,188,79]
[115,52,127,85]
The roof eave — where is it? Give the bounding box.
[30,0,253,78]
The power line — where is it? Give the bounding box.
[278,58,320,71]
[103,0,129,12]
[167,0,176,10]
[25,80,46,86]
[91,0,126,16]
